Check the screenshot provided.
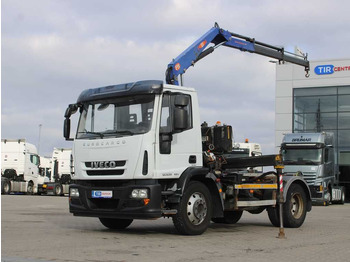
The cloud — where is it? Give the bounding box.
[2,0,350,157]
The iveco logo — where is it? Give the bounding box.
[91,161,117,168]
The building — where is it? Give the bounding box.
[275,58,350,192]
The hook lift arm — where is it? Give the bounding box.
[166,22,310,86]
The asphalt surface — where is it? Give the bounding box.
[1,195,350,262]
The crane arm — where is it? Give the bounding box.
[166,23,310,85]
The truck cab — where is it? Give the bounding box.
[1,139,47,194]
[66,81,203,219]
[281,132,345,204]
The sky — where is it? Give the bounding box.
[2,0,350,157]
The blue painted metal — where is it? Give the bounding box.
[166,23,309,85]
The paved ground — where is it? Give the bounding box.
[1,195,350,262]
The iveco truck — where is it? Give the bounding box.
[281,132,346,205]
[65,81,312,235]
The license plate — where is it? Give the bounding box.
[91,190,113,198]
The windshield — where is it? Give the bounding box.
[77,95,155,139]
[282,148,322,165]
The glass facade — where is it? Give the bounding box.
[293,86,350,166]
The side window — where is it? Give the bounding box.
[160,94,172,133]
[30,155,40,166]
[159,93,193,133]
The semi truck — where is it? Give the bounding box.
[65,24,312,235]
[43,148,72,195]
[281,132,346,205]
[1,139,47,194]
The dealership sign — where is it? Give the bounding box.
[314,64,350,75]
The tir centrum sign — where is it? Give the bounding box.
[314,64,350,75]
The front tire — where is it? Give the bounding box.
[173,181,212,235]
[99,218,133,230]
[27,182,34,195]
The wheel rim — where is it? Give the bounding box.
[4,183,10,193]
[56,186,61,195]
[187,192,207,225]
[290,193,304,219]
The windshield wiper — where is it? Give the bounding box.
[104,130,135,136]
[79,131,104,138]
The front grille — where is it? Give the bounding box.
[86,170,124,176]
[85,161,126,168]
[302,173,316,185]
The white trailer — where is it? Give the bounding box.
[1,139,47,194]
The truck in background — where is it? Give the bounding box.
[232,139,263,173]
[281,132,346,205]
[43,148,72,196]
[1,139,47,194]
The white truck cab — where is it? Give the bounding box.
[1,139,47,194]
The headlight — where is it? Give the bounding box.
[70,188,80,197]
[131,189,148,199]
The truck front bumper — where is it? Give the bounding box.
[309,185,330,205]
[69,183,162,219]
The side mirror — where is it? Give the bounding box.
[64,104,78,118]
[174,95,190,107]
[64,118,73,141]
[174,108,188,130]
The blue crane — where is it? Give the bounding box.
[166,23,310,86]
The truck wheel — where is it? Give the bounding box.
[2,181,11,194]
[284,183,307,228]
[99,218,133,230]
[173,181,212,235]
[54,185,62,196]
[267,206,280,227]
[27,182,34,195]
[267,183,307,228]
[212,210,243,224]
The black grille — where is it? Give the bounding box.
[86,170,124,176]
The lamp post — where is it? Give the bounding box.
[38,124,42,155]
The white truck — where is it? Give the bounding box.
[64,25,312,235]
[232,140,263,172]
[281,132,346,205]
[1,139,47,194]
[43,148,72,195]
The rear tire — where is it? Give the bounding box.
[2,180,11,194]
[99,218,133,230]
[54,184,63,196]
[267,183,307,228]
[173,181,212,235]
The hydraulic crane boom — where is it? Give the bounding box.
[166,23,310,86]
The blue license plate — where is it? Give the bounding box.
[91,190,113,198]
